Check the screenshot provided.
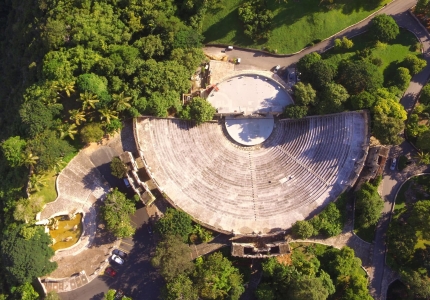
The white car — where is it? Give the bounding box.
[111,254,124,265]
[390,158,397,171]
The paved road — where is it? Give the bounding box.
[204,0,418,72]
[60,203,162,300]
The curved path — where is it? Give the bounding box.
[204,0,418,71]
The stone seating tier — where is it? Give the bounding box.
[134,112,368,234]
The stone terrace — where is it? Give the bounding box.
[135,111,369,235]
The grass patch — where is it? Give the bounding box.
[354,224,376,243]
[324,29,420,82]
[32,170,58,204]
[202,0,390,54]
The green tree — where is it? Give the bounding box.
[370,14,399,42]
[297,52,322,77]
[410,200,430,239]
[372,114,404,145]
[163,274,199,300]
[403,54,427,76]
[334,36,354,50]
[401,270,430,299]
[110,157,127,178]
[112,92,132,112]
[101,188,136,238]
[68,109,87,125]
[348,91,377,110]
[292,220,314,239]
[13,197,44,223]
[27,130,73,171]
[355,182,384,228]
[415,151,430,165]
[284,105,308,119]
[186,97,216,125]
[287,277,329,300]
[151,235,194,282]
[391,67,411,92]
[337,60,383,94]
[317,83,349,114]
[419,83,430,105]
[238,0,274,41]
[417,129,430,151]
[306,60,336,90]
[98,107,119,124]
[155,208,193,242]
[79,91,100,111]
[10,282,39,300]
[57,123,78,140]
[194,252,244,300]
[80,123,104,144]
[76,73,110,102]
[1,136,27,167]
[293,82,317,106]
[1,225,57,285]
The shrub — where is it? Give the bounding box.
[292,220,314,239]
[403,54,427,75]
[110,157,127,178]
[398,155,408,171]
[370,14,399,42]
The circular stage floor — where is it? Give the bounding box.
[208,74,293,115]
[225,116,274,146]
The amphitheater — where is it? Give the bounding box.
[134,110,369,235]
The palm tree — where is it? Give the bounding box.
[28,173,47,193]
[98,107,118,124]
[21,152,39,175]
[57,123,78,140]
[21,152,39,169]
[69,109,86,125]
[79,91,99,110]
[52,80,75,97]
[53,157,66,175]
[415,151,430,165]
[112,92,132,111]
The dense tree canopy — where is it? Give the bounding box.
[1,225,57,285]
[355,182,384,229]
[101,188,136,238]
[370,14,399,42]
[337,60,383,95]
[155,208,193,242]
[151,235,194,282]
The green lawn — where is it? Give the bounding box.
[324,29,420,82]
[202,0,390,54]
[32,149,79,205]
[32,170,58,205]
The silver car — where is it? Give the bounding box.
[111,254,124,265]
[390,158,397,171]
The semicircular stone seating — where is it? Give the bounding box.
[135,111,368,235]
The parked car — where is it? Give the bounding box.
[123,178,130,188]
[227,46,233,51]
[390,158,397,171]
[111,254,124,265]
[105,267,117,277]
[112,249,128,260]
[274,65,281,73]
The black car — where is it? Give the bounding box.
[112,249,128,260]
